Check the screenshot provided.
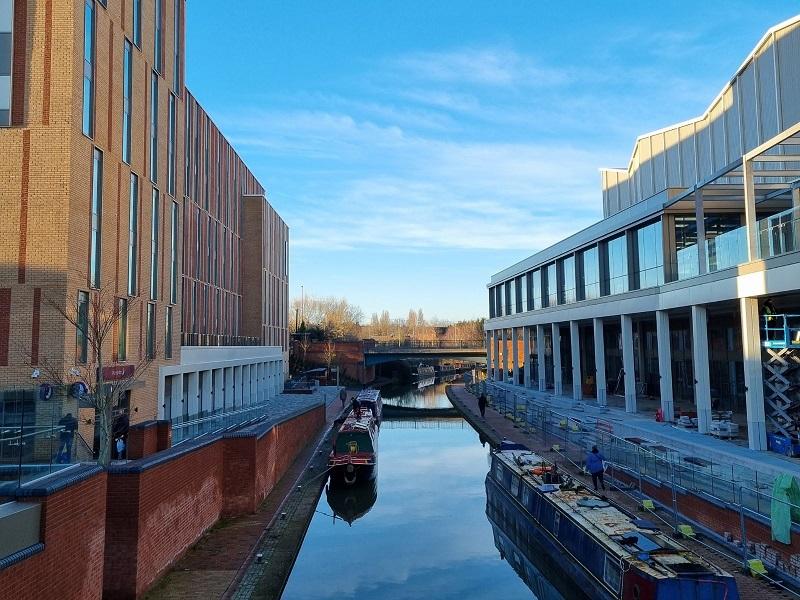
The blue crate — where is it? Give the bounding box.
[768,433,797,457]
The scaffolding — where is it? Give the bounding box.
[763,315,800,440]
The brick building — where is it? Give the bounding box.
[0,0,289,444]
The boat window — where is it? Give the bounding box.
[522,485,530,508]
[510,476,519,497]
[603,556,621,592]
[496,462,504,481]
[553,511,560,536]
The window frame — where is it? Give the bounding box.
[127,172,139,295]
[81,0,95,137]
[76,291,89,364]
[122,39,133,164]
[89,148,103,288]
[150,188,159,300]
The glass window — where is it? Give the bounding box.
[559,256,576,304]
[82,0,95,136]
[117,297,127,361]
[89,148,103,288]
[525,272,533,311]
[122,40,133,163]
[127,173,138,295]
[635,221,664,290]
[495,286,503,317]
[606,235,628,295]
[516,275,526,313]
[153,0,163,73]
[173,0,181,90]
[170,201,178,304]
[150,71,158,183]
[165,306,173,359]
[504,281,512,316]
[544,263,557,307]
[150,188,159,300]
[167,93,176,196]
[132,0,141,46]
[579,246,600,300]
[489,288,496,318]
[76,291,89,364]
[204,119,210,210]
[146,303,156,359]
[532,270,541,310]
[184,98,191,197]
[0,0,12,127]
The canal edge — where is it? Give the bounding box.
[445,384,502,446]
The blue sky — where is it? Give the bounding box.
[185,2,799,322]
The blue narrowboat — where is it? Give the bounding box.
[488,444,739,600]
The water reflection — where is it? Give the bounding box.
[326,477,378,525]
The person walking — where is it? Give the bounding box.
[478,393,487,418]
[586,446,606,492]
[339,388,347,409]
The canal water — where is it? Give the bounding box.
[280,379,581,600]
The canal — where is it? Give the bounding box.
[280,378,582,600]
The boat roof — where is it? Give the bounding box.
[495,449,731,581]
[339,408,377,433]
[355,389,381,403]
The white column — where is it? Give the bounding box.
[224,367,234,409]
[621,315,636,413]
[501,329,509,382]
[213,369,223,412]
[493,331,501,381]
[741,297,767,450]
[570,321,582,401]
[655,310,675,422]
[187,371,200,418]
[743,158,759,261]
[536,325,546,392]
[523,327,532,388]
[593,318,607,406]
[793,187,800,209]
[485,330,491,380]
[511,327,519,385]
[691,305,712,433]
[200,370,212,414]
[551,323,562,396]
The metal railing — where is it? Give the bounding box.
[365,340,484,352]
[181,333,262,347]
[171,402,277,445]
[467,380,800,581]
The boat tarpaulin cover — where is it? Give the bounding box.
[771,474,800,544]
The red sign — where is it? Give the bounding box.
[102,365,135,381]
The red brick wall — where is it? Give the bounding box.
[0,470,107,600]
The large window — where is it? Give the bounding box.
[515,275,525,313]
[494,285,503,317]
[170,201,178,304]
[0,0,12,127]
[504,280,512,316]
[167,93,176,196]
[89,148,103,288]
[579,246,600,300]
[173,0,181,90]
[606,235,628,295]
[150,71,158,183]
[132,0,141,46]
[544,263,557,307]
[76,291,89,364]
[150,188,159,300]
[127,173,139,295]
[489,289,496,318]
[117,298,128,361]
[165,306,173,359]
[559,256,576,304]
[532,270,542,310]
[153,0,163,73]
[82,0,95,136]
[146,303,156,359]
[122,40,133,163]
[635,221,664,289]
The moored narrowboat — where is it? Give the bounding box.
[488,443,739,600]
[329,390,381,485]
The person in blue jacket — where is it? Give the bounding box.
[586,446,606,491]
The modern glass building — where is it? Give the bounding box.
[485,15,800,452]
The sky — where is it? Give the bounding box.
[185,1,800,323]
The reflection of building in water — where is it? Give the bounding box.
[485,476,587,600]
[326,477,378,525]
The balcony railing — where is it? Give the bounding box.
[705,225,748,273]
[365,340,485,352]
[675,243,700,280]
[181,333,262,347]
[759,206,800,259]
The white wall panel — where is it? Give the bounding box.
[777,25,800,129]
[756,45,779,143]
[739,65,759,151]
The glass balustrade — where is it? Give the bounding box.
[705,225,748,273]
[676,244,699,280]
[758,206,800,259]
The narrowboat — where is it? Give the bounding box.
[329,390,381,485]
[488,443,739,600]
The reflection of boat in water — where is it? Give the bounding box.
[438,374,457,384]
[415,363,435,378]
[436,364,456,375]
[417,376,435,389]
[329,390,381,485]
[326,477,378,525]
[488,442,739,600]
[486,476,586,600]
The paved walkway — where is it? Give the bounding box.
[447,384,796,600]
[144,389,352,600]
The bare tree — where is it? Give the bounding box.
[322,339,337,374]
[32,285,156,467]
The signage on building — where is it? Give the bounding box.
[102,365,135,381]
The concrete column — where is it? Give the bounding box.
[511,327,519,385]
[695,187,707,275]
[523,327,532,388]
[551,323,563,396]
[655,310,675,422]
[593,318,607,406]
[485,330,491,380]
[213,369,224,412]
[501,329,509,382]
[743,158,759,261]
[621,315,636,413]
[793,187,800,209]
[536,325,546,392]
[493,331,501,381]
[691,305,712,434]
[170,374,182,421]
[243,365,252,406]
[570,321,582,401]
[187,371,200,418]
[741,297,767,451]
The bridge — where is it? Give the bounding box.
[363,340,485,366]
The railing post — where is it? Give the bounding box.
[636,447,643,495]
[670,461,678,532]
[739,485,749,569]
